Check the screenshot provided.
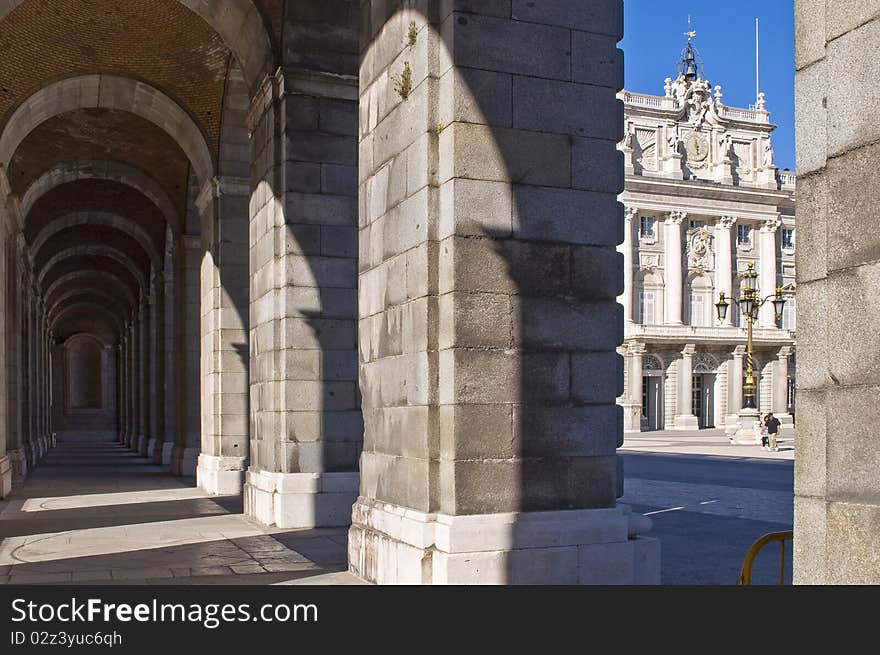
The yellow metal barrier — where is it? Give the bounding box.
[737,530,793,585]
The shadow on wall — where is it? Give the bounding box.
[350,3,645,584]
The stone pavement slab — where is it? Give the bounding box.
[0,440,350,586]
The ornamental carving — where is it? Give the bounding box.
[667,210,687,224]
[643,354,664,371]
[693,353,720,374]
[687,227,713,270]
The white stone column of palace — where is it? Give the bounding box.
[195,177,251,495]
[715,216,735,326]
[625,342,646,432]
[347,1,657,584]
[621,206,636,325]
[726,344,746,425]
[244,66,361,529]
[773,345,792,421]
[664,211,685,324]
[759,218,780,328]
[171,234,201,476]
[674,343,699,429]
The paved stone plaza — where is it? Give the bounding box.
[0,440,360,585]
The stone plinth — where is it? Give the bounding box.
[196,454,245,495]
[349,499,658,585]
[245,470,358,529]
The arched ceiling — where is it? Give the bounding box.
[34,226,151,278]
[0,0,230,155]
[0,0,282,337]
[9,109,190,216]
[40,255,141,302]
[24,180,166,249]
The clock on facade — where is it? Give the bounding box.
[685,133,709,162]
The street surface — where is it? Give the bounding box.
[621,428,794,584]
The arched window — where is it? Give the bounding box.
[637,271,664,325]
[687,274,713,326]
[64,335,103,410]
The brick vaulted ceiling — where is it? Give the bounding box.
[8,109,191,216]
[0,1,283,324]
[0,0,231,155]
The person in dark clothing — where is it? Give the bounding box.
[764,412,781,451]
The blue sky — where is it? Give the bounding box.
[620,0,795,170]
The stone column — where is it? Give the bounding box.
[147,273,165,462]
[27,284,39,461]
[621,207,636,325]
[138,295,151,454]
[350,1,657,584]
[244,67,360,528]
[759,218,780,328]
[773,345,792,423]
[726,345,745,427]
[118,339,127,443]
[6,238,27,486]
[161,238,176,465]
[673,344,699,430]
[128,309,140,449]
[33,299,43,454]
[623,341,645,432]
[171,234,201,476]
[793,1,880,582]
[664,211,685,325]
[715,216,735,325]
[0,219,8,497]
[195,177,250,495]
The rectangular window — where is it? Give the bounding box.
[690,294,705,326]
[639,290,655,325]
[640,216,655,239]
[782,228,794,249]
[737,224,752,246]
[689,219,704,230]
[783,298,796,331]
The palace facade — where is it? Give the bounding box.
[617,40,796,432]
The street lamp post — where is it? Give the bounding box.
[715,262,786,443]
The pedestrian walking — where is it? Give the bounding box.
[754,419,768,447]
[764,412,781,451]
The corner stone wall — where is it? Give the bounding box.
[794,0,880,583]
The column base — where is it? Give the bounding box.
[726,409,763,445]
[8,449,28,487]
[159,441,173,467]
[621,403,643,432]
[0,455,12,498]
[348,499,660,585]
[196,454,246,495]
[170,446,199,476]
[148,438,165,464]
[138,435,151,457]
[672,414,700,430]
[244,469,359,528]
